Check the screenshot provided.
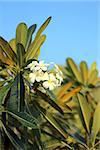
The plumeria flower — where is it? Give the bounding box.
[35,70,49,82]
[56,73,63,85]
[54,64,63,84]
[27,61,38,71]
[54,64,63,75]
[29,70,49,83]
[34,60,50,71]
[28,60,63,91]
[43,73,58,90]
[29,72,36,83]
[29,70,43,83]
[35,70,44,82]
[41,72,49,81]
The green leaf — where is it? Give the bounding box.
[37,90,64,114]
[90,62,97,73]
[36,104,67,139]
[58,86,81,104]
[16,43,25,68]
[16,23,27,48]
[0,36,17,63]
[91,87,100,103]
[19,73,25,111]
[67,58,82,83]
[80,61,88,84]
[7,76,18,111]
[92,102,100,145]
[0,82,13,105]
[57,81,73,99]
[9,39,17,53]
[88,69,98,85]
[77,93,91,133]
[25,35,46,61]
[8,73,25,112]
[34,16,51,41]
[55,116,86,147]
[2,122,25,150]
[33,48,40,60]
[7,110,38,129]
[25,24,37,51]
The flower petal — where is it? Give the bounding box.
[42,72,49,81]
[43,81,49,89]
[29,73,36,83]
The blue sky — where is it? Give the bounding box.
[0,0,99,68]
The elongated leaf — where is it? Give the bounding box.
[0,82,12,105]
[80,61,88,84]
[25,24,37,51]
[0,37,17,63]
[77,93,91,133]
[0,46,14,66]
[2,122,25,150]
[90,62,97,73]
[34,17,51,41]
[7,110,38,129]
[19,73,25,111]
[88,69,98,85]
[25,35,46,61]
[16,23,27,48]
[91,87,100,103]
[41,130,73,149]
[36,104,67,139]
[8,76,18,111]
[92,77,100,85]
[0,128,4,149]
[37,90,64,114]
[8,73,25,112]
[17,73,25,111]
[92,102,100,145]
[57,81,73,99]
[55,116,86,146]
[58,86,81,104]
[33,48,40,60]
[9,39,16,53]
[67,58,82,83]
[16,43,25,68]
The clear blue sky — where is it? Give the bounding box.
[0,0,99,68]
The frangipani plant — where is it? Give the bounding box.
[55,58,100,149]
[0,17,70,150]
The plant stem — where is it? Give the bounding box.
[90,141,100,150]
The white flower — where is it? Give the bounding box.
[34,60,49,71]
[35,70,44,82]
[27,61,38,71]
[54,64,63,75]
[54,64,59,70]
[28,60,63,91]
[43,73,58,90]
[41,72,49,81]
[56,73,63,85]
[29,70,49,83]
[54,64,63,84]
[29,72,36,83]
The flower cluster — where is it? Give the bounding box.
[27,60,63,90]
